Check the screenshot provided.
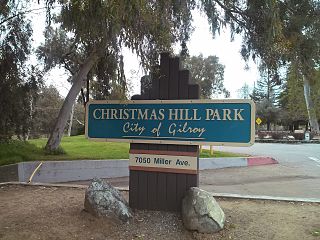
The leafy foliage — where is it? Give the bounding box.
[0,0,42,140]
[241,0,320,133]
[38,0,286,101]
[279,67,320,124]
[38,0,197,100]
[251,70,280,104]
[237,83,250,99]
[251,70,281,130]
[30,85,63,137]
[279,0,320,77]
[183,54,229,98]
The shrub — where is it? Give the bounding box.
[310,132,314,140]
[75,126,85,136]
[271,132,286,140]
[257,131,267,139]
[293,133,304,140]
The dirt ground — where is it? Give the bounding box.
[0,184,319,240]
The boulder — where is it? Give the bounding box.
[182,187,225,233]
[84,178,132,222]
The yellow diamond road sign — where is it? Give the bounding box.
[256,117,262,125]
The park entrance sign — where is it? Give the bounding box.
[86,99,255,146]
[86,52,255,212]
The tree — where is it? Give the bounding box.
[256,99,280,131]
[240,0,320,134]
[30,85,63,137]
[0,0,42,141]
[39,0,197,151]
[281,0,320,134]
[237,83,250,99]
[279,67,320,130]
[183,54,229,98]
[251,69,281,103]
[251,69,281,130]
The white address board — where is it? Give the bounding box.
[129,153,197,171]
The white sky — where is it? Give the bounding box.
[187,11,259,98]
[29,7,259,98]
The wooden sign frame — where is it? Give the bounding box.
[128,53,199,211]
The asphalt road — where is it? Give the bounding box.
[212,143,320,174]
[201,143,320,199]
[71,143,320,199]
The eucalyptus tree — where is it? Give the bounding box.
[41,0,288,151]
[280,0,320,134]
[40,0,196,151]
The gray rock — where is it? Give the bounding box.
[182,187,225,233]
[84,178,132,222]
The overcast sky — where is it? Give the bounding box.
[188,11,259,98]
[30,7,260,98]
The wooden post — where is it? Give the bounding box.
[129,53,200,211]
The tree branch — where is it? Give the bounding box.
[212,0,250,33]
[62,59,75,75]
[80,88,86,107]
[1,6,49,26]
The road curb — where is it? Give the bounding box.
[2,182,319,203]
[200,156,278,170]
[0,160,129,183]
[0,157,278,183]
[247,156,278,166]
[255,139,320,144]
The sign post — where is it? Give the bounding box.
[86,53,255,211]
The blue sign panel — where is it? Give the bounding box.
[86,100,255,146]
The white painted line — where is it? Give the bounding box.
[308,157,320,164]
[212,192,320,203]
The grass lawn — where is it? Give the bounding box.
[0,135,247,166]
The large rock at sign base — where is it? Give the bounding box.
[182,187,225,233]
[84,178,132,222]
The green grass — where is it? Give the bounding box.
[200,149,247,158]
[311,229,320,237]
[0,135,247,166]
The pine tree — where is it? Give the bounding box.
[251,69,281,130]
[279,67,320,130]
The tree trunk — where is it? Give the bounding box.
[67,103,75,137]
[45,49,100,151]
[303,75,319,135]
[25,97,33,141]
